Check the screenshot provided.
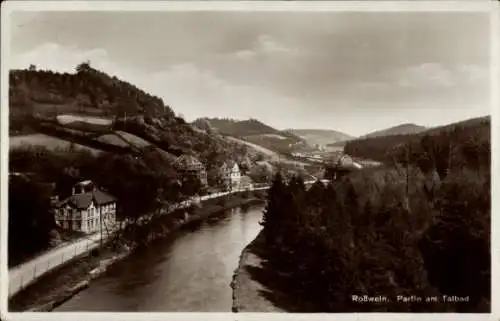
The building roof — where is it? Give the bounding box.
[56,189,116,210]
[221,160,239,170]
[174,154,204,169]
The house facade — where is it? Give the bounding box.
[54,180,117,234]
[174,154,208,187]
[220,160,241,191]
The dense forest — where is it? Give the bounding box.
[343,116,490,166]
[259,118,490,312]
[359,123,427,139]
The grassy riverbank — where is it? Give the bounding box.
[8,191,266,312]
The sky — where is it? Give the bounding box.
[9,10,491,137]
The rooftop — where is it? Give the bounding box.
[56,189,116,210]
[174,154,204,169]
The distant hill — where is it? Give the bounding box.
[360,123,427,139]
[196,117,310,154]
[196,117,281,137]
[344,116,490,168]
[285,129,354,147]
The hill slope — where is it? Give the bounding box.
[9,64,253,171]
[344,116,490,167]
[195,118,279,137]
[196,117,309,154]
[286,129,354,146]
[360,123,427,139]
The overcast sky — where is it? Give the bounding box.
[9,10,491,136]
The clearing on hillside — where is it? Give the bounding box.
[9,134,101,154]
[57,115,113,125]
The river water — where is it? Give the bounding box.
[55,204,265,312]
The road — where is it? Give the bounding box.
[8,179,328,298]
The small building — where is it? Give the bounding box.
[219,160,241,191]
[54,180,117,234]
[174,154,208,186]
[324,153,363,181]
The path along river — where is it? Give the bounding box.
[55,204,265,312]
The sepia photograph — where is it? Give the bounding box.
[0,1,497,319]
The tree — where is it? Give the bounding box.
[180,175,202,197]
[260,172,287,241]
[8,175,55,266]
[29,64,37,71]
[76,60,91,73]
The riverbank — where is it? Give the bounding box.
[231,231,285,313]
[9,192,266,312]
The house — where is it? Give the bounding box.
[219,160,241,191]
[324,153,363,181]
[174,154,208,186]
[54,180,117,234]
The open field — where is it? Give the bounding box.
[57,115,113,126]
[261,134,287,140]
[115,131,151,148]
[95,134,130,148]
[10,134,101,154]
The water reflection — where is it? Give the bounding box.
[55,205,264,312]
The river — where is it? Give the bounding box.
[55,204,265,312]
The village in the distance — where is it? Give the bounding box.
[3,7,492,316]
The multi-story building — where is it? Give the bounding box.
[54,180,117,234]
[219,160,241,191]
[174,154,208,186]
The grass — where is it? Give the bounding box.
[62,121,113,133]
[115,131,151,148]
[9,134,101,154]
[95,134,131,148]
[57,115,113,126]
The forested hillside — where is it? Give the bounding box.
[10,62,174,134]
[360,123,427,139]
[344,116,490,167]
[198,117,309,154]
[9,64,253,170]
[259,115,491,312]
